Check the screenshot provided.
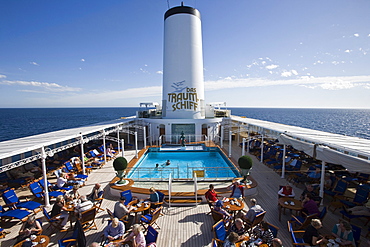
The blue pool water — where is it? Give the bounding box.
[127,148,240,181]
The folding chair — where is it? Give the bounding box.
[2,189,42,213]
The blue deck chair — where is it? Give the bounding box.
[145,225,159,246]
[267,222,279,238]
[324,179,348,199]
[339,209,370,225]
[39,178,72,192]
[120,190,134,206]
[58,220,86,247]
[0,204,30,222]
[64,162,88,180]
[351,224,361,247]
[2,189,42,213]
[212,220,227,244]
[287,221,308,246]
[29,181,64,199]
[339,184,369,208]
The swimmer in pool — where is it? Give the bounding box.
[166,160,171,166]
[155,163,159,168]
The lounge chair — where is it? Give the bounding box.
[0,204,30,222]
[29,181,64,199]
[2,189,42,213]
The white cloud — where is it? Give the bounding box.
[204,75,370,91]
[281,71,293,77]
[81,59,85,62]
[265,64,279,70]
[0,80,81,92]
[0,74,6,79]
[354,33,359,37]
[344,50,351,53]
[30,62,39,66]
[156,71,163,74]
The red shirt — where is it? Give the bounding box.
[205,189,218,202]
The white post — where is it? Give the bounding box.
[229,131,232,157]
[194,173,198,207]
[281,144,286,179]
[247,127,250,153]
[320,160,325,206]
[102,130,107,165]
[260,134,264,162]
[121,139,125,158]
[242,138,246,156]
[168,173,172,208]
[41,147,50,207]
[80,134,86,175]
[143,126,147,148]
[117,126,120,153]
[220,126,224,148]
[135,131,138,158]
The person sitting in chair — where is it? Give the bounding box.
[50,195,70,230]
[242,198,264,223]
[302,193,320,216]
[103,217,125,244]
[228,181,244,199]
[253,221,275,246]
[87,183,103,202]
[205,184,219,207]
[278,183,295,198]
[214,200,231,220]
[15,215,42,244]
[228,218,247,241]
[74,195,93,217]
[114,196,134,220]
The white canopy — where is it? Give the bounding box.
[0,117,135,165]
[231,115,370,172]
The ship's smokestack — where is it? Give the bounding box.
[162,5,205,119]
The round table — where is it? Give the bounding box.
[278,197,303,221]
[128,199,151,223]
[14,235,50,247]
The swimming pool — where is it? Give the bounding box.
[126,147,240,181]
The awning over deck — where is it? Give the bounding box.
[231,115,370,172]
[0,117,135,171]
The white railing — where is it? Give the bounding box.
[126,165,238,181]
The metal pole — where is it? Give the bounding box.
[281,144,286,179]
[117,126,120,153]
[143,126,147,148]
[102,130,107,165]
[320,160,325,206]
[121,139,125,158]
[80,134,86,175]
[220,126,224,148]
[242,138,246,156]
[135,131,138,158]
[41,147,50,207]
[229,130,232,157]
[260,134,264,162]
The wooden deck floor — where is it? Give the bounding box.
[1,141,369,247]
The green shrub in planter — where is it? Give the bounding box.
[238,155,253,184]
[113,157,128,184]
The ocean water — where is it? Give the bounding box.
[0,108,369,142]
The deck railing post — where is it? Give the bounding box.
[242,137,246,156]
[41,146,50,207]
[229,130,232,157]
[281,144,286,179]
[121,139,125,157]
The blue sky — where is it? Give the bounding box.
[1,0,369,108]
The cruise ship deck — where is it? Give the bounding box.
[1,140,368,247]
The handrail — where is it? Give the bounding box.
[194,172,198,207]
[168,173,172,208]
[126,165,238,181]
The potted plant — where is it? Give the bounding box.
[238,155,253,184]
[113,157,128,184]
